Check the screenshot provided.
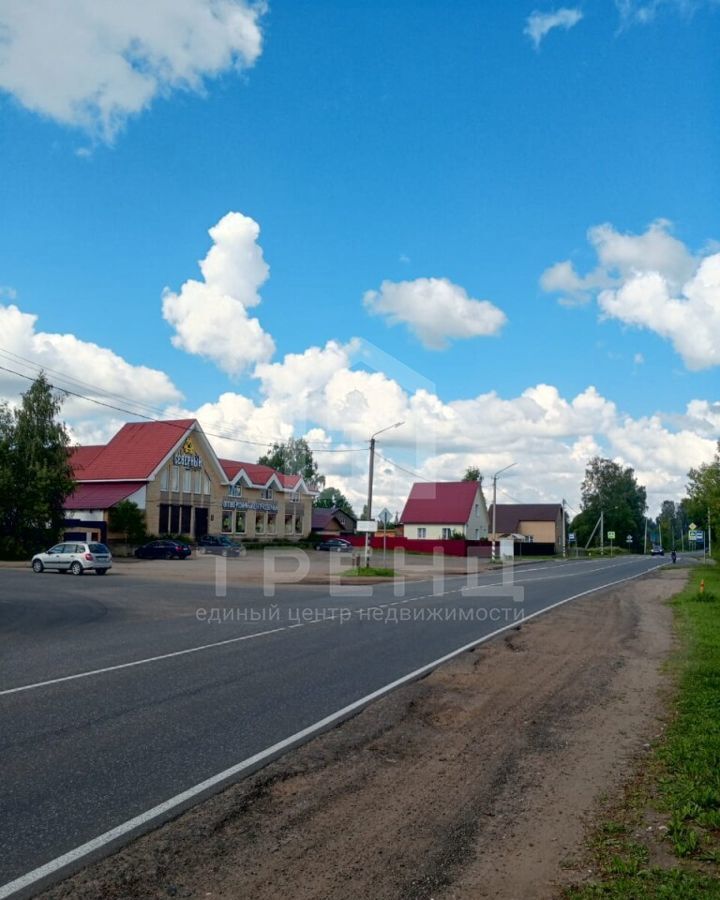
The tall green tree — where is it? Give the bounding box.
[685,441,720,545]
[258,437,324,486]
[0,375,75,558]
[462,466,483,483]
[571,457,647,550]
[109,499,146,544]
[314,486,355,516]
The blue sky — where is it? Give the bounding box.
[0,0,718,513]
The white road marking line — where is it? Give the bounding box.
[0,627,287,698]
[0,561,665,900]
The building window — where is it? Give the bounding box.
[235,512,246,534]
[171,466,179,492]
[221,512,232,533]
[442,527,452,539]
[285,514,293,534]
[267,513,276,534]
[256,514,266,534]
[160,468,169,491]
[183,468,192,493]
[475,504,479,517]
[295,516,303,534]
[181,506,192,534]
[261,488,273,500]
[169,506,180,534]
[289,493,299,503]
[417,527,427,539]
[158,504,170,533]
[194,470,202,494]
[475,528,480,539]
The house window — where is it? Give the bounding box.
[235,512,245,534]
[285,514,293,534]
[267,513,276,534]
[475,528,480,539]
[160,468,169,491]
[221,512,232,533]
[256,514,266,534]
[295,516,303,534]
[475,504,479,517]
[194,470,202,494]
[204,474,211,495]
[183,469,192,493]
[289,493,299,503]
[261,488,273,500]
[442,527,453,539]
[171,466,179,492]
[417,527,427,539]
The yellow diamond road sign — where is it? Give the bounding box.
[689,522,697,531]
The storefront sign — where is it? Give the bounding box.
[223,498,278,512]
[173,437,202,469]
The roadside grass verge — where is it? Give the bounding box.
[567,565,720,898]
[342,566,396,577]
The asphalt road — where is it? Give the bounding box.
[0,554,671,896]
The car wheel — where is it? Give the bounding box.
[70,561,83,576]
[32,559,44,573]
[96,568,107,576]
[165,551,173,560]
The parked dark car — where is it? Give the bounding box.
[197,535,245,557]
[134,539,191,560]
[650,545,665,556]
[315,538,353,552]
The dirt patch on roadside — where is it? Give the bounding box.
[40,569,686,900]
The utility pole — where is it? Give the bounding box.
[644,517,648,555]
[600,510,604,555]
[561,499,566,558]
[709,506,713,559]
[491,463,517,562]
[364,422,403,567]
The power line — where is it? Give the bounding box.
[0,362,365,454]
[374,451,428,482]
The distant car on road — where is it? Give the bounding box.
[134,539,191,560]
[197,535,245,557]
[32,542,112,576]
[650,545,665,556]
[315,538,353,552]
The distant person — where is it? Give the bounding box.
[671,550,677,564]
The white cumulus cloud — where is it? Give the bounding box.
[162,211,275,376]
[0,0,265,141]
[541,220,720,369]
[524,8,583,48]
[363,277,507,350]
[0,302,182,433]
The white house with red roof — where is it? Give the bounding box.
[64,419,317,544]
[400,481,489,541]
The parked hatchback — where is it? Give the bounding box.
[197,535,245,557]
[32,542,112,575]
[134,539,192,560]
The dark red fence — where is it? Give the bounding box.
[343,534,492,558]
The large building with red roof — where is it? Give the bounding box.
[63,419,317,543]
[400,481,489,540]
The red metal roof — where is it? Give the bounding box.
[65,481,145,510]
[219,459,286,487]
[69,445,104,473]
[401,482,481,525]
[76,420,195,480]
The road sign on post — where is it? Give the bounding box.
[607,531,616,540]
[357,520,378,533]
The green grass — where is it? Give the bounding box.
[567,565,720,898]
[341,566,396,577]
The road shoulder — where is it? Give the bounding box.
[38,568,684,900]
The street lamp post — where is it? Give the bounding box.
[364,422,404,567]
[491,463,517,562]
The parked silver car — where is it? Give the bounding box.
[31,541,112,575]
